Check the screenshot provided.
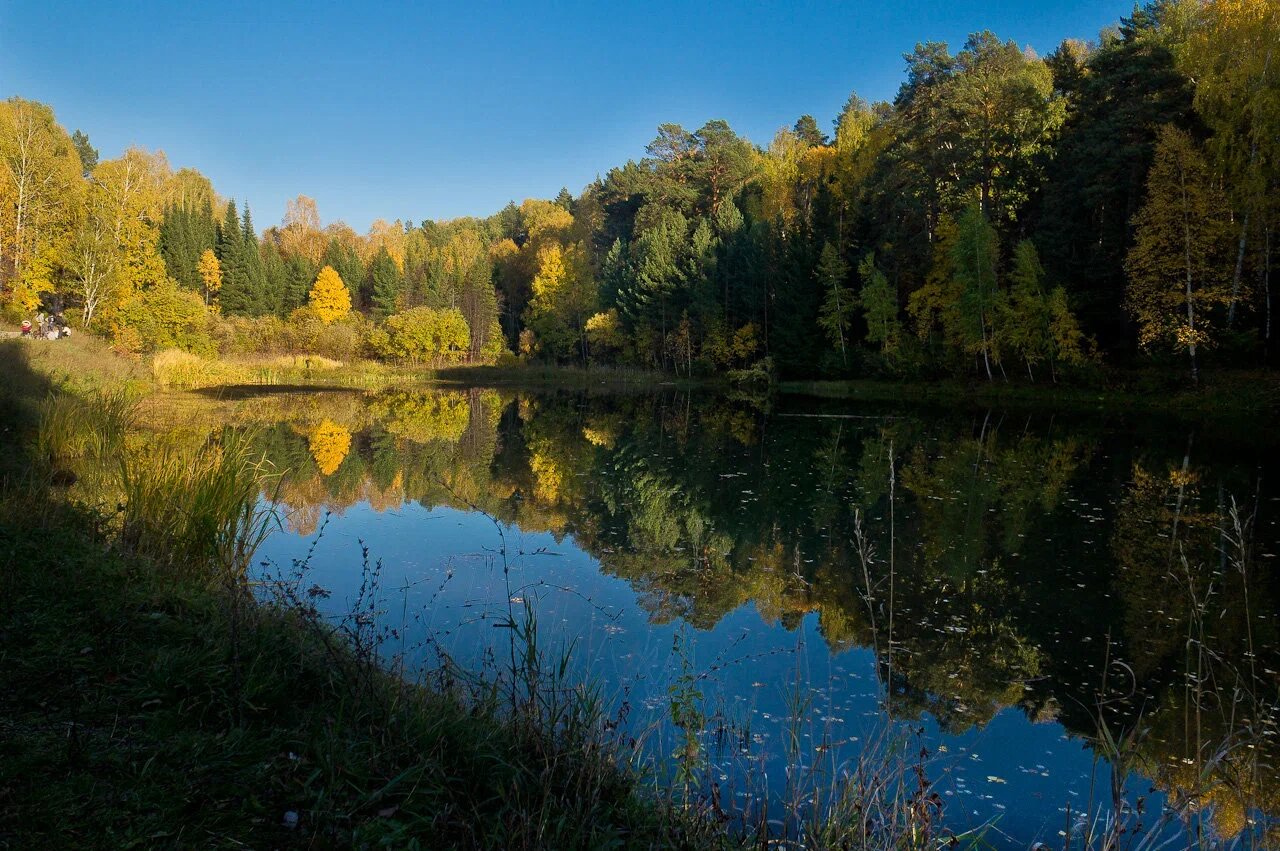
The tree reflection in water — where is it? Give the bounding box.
[131,387,1280,844]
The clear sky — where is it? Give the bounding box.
[2,0,1134,231]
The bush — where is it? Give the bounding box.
[112,280,215,356]
[284,308,367,360]
[210,315,288,357]
[209,311,369,361]
[372,307,469,363]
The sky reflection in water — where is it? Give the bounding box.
[236,387,1279,846]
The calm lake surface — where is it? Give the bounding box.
[183,385,1279,846]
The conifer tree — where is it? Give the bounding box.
[240,203,268,315]
[308,265,352,323]
[369,245,402,317]
[216,200,252,315]
[283,253,316,316]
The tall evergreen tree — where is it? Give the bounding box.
[240,204,269,315]
[1035,4,1196,350]
[216,200,253,316]
[369,246,402,318]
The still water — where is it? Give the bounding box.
[188,385,1279,846]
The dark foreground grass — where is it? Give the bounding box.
[0,336,716,848]
[0,490,710,849]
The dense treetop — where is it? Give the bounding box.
[1,0,1275,381]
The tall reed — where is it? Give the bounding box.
[118,434,279,586]
[35,388,136,468]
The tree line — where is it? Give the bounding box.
[1,0,1275,380]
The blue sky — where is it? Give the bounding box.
[2,0,1133,231]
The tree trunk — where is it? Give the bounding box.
[1264,221,1273,347]
[1180,170,1199,386]
[1228,210,1250,325]
[1228,141,1259,326]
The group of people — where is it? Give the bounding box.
[20,312,72,341]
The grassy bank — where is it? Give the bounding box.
[0,493,711,848]
[0,344,715,848]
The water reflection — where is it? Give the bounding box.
[142,386,1280,845]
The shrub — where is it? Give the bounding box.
[284,308,367,360]
[210,315,288,357]
[372,307,469,363]
[112,280,214,356]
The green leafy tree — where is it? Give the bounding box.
[1001,240,1087,379]
[950,202,1003,379]
[372,306,470,362]
[815,242,854,365]
[858,252,902,357]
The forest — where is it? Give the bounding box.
[1,0,1275,384]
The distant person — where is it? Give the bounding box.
[20,320,31,337]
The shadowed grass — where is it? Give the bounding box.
[0,492,712,849]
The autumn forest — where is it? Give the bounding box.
[2,1,1277,386]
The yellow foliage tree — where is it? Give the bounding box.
[308,265,351,324]
[1125,127,1234,384]
[0,97,83,297]
[197,248,221,308]
[755,128,806,229]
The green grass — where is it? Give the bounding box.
[0,363,717,848]
[0,492,711,848]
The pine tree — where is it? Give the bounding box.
[159,201,219,293]
[240,203,269,315]
[323,239,366,310]
[216,200,252,315]
[283,253,316,316]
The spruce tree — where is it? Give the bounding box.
[216,200,252,315]
[858,252,902,358]
[260,240,288,316]
[369,246,402,318]
[240,204,269,315]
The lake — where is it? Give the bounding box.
[162,384,1279,846]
